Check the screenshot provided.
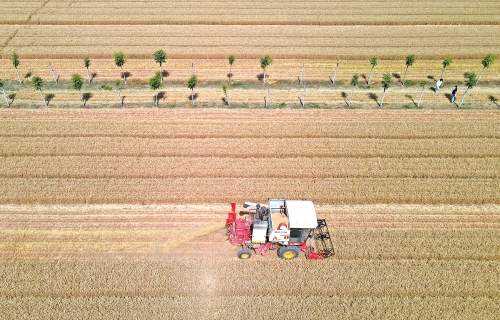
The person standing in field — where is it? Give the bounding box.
[434,78,443,93]
[451,85,458,103]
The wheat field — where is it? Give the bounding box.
[1,0,499,318]
[0,109,498,319]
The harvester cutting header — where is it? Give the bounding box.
[226,199,334,260]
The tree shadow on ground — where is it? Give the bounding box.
[90,72,98,83]
[188,93,199,101]
[82,92,93,107]
[340,91,350,107]
[256,73,270,82]
[488,95,499,107]
[361,74,368,84]
[392,73,401,84]
[45,93,55,107]
[405,94,417,107]
[6,93,16,107]
[122,71,131,82]
[161,70,170,78]
[368,92,379,107]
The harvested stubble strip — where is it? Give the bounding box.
[0,259,498,297]
[0,117,497,138]
[0,296,498,320]
[0,177,497,204]
[5,25,500,58]
[0,137,497,158]
[0,156,497,179]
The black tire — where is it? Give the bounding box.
[238,248,252,259]
[277,246,300,260]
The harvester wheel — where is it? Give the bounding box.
[278,246,300,260]
[237,248,252,259]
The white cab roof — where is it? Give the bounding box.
[286,200,318,229]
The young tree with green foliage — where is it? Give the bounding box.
[11,52,22,84]
[32,76,47,107]
[71,74,88,107]
[227,55,235,83]
[402,54,415,85]
[479,54,496,82]
[481,54,496,71]
[260,55,272,84]
[380,73,393,107]
[459,72,478,108]
[440,57,453,79]
[149,71,162,107]
[113,52,127,84]
[187,75,198,107]
[367,57,378,85]
[153,49,167,83]
[84,57,92,84]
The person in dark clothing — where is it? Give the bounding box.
[451,85,458,103]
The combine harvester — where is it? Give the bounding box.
[226,199,334,260]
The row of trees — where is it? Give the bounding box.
[2,51,496,108]
[346,54,495,108]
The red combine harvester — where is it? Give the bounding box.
[226,199,334,260]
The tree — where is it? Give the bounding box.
[11,52,22,84]
[149,71,162,107]
[113,52,127,84]
[481,54,496,70]
[32,76,47,107]
[71,74,88,107]
[380,73,393,107]
[84,57,92,84]
[440,57,453,79]
[187,75,198,107]
[227,55,235,83]
[367,57,378,85]
[346,74,359,107]
[153,49,167,83]
[459,72,478,108]
[260,55,272,84]
[479,54,496,81]
[416,80,427,108]
[402,54,415,85]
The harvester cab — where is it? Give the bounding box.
[226,199,334,260]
